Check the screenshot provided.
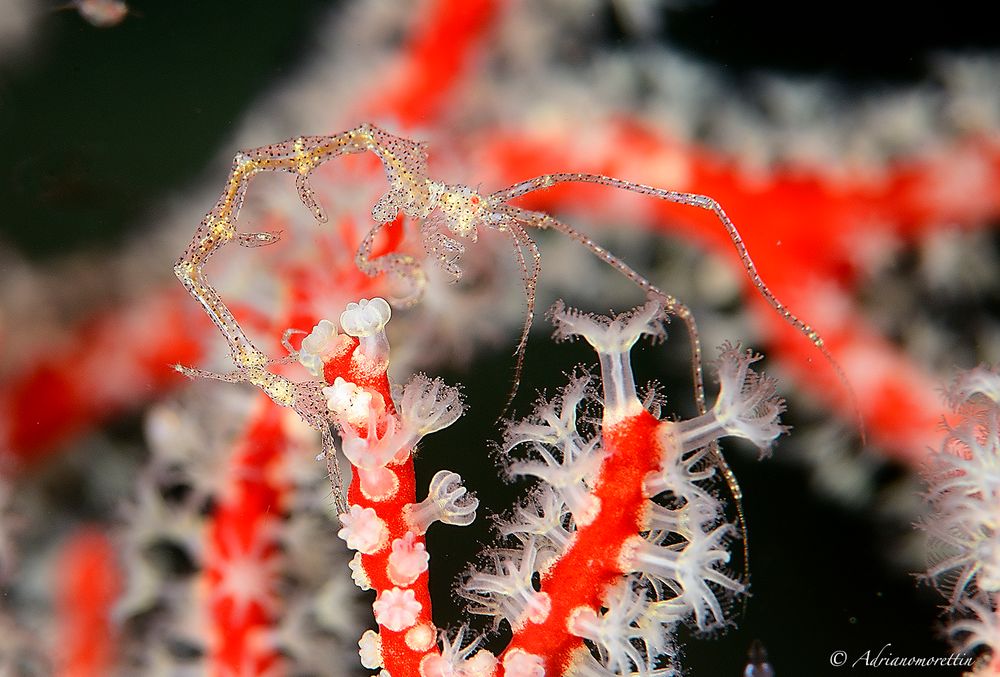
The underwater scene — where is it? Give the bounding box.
[2,2,1000,675]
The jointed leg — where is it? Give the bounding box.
[175,129,374,370]
[497,220,542,415]
[355,220,427,306]
[322,428,348,515]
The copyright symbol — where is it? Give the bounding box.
[830,650,847,667]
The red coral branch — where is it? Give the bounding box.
[203,398,289,677]
[55,529,120,677]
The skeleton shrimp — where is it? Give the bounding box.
[174,122,856,540]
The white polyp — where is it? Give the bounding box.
[947,364,1000,406]
[644,440,719,511]
[711,342,786,455]
[566,581,660,675]
[645,498,719,541]
[619,535,679,576]
[341,297,392,371]
[549,300,664,426]
[502,649,546,677]
[359,630,384,670]
[324,377,385,427]
[462,544,550,631]
[668,343,787,457]
[618,526,743,631]
[505,427,605,529]
[397,374,464,447]
[550,299,664,354]
[338,504,388,554]
[349,552,372,591]
[503,374,590,450]
[672,411,726,453]
[298,319,342,377]
[498,485,574,557]
[424,626,497,677]
[373,587,422,632]
[388,531,430,586]
[649,343,786,460]
[403,470,478,534]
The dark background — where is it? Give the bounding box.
[3,2,995,675]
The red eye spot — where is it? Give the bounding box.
[471,196,480,205]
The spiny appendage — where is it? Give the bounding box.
[173,127,376,365]
[419,216,466,283]
[492,217,542,417]
[363,124,435,222]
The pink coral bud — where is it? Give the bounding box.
[388,531,430,586]
[356,466,400,502]
[359,629,383,669]
[337,504,388,554]
[405,623,437,652]
[349,552,372,590]
[324,377,385,427]
[373,587,422,632]
[339,402,402,471]
[464,650,499,676]
[297,319,346,377]
[502,648,545,676]
[404,470,478,535]
[419,655,454,677]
